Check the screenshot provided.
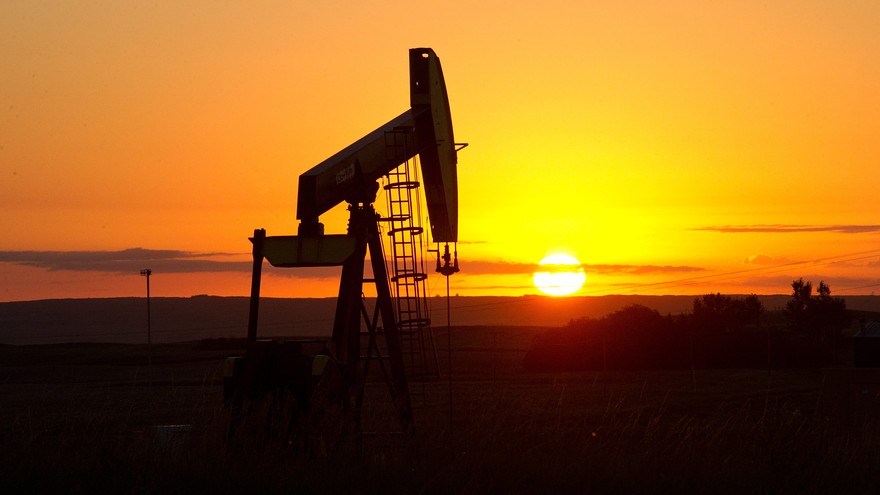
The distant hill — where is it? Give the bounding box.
[4,294,880,345]
[0,297,335,345]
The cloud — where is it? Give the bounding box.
[742,254,796,265]
[695,224,880,234]
[453,284,536,291]
[0,248,349,280]
[0,249,247,274]
[0,249,705,282]
[460,260,703,276]
[460,260,534,275]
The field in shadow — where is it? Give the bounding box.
[3,326,880,493]
[8,294,880,344]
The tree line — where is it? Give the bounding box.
[524,279,852,371]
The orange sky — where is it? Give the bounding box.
[2,1,880,302]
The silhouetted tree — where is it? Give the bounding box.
[784,278,850,340]
[602,304,667,339]
[812,281,850,340]
[741,295,765,326]
[692,293,764,331]
[785,278,813,333]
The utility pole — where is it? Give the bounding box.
[140,268,152,366]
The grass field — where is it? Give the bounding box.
[2,326,880,493]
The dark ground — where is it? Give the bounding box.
[3,326,880,493]
[9,294,880,344]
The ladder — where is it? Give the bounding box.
[353,128,440,451]
[382,127,440,384]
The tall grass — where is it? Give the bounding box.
[3,348,880,494]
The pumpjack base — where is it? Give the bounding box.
[227,202,414,442]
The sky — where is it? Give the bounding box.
[2,0,880,302]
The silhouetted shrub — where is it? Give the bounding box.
[525,300,840,372]
[693,293,764,332]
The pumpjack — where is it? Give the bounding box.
[224,48,462,437]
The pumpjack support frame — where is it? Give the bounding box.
[226,48,461,435]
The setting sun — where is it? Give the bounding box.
[533,254,586,296]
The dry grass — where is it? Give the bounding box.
[3,338,880,493]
